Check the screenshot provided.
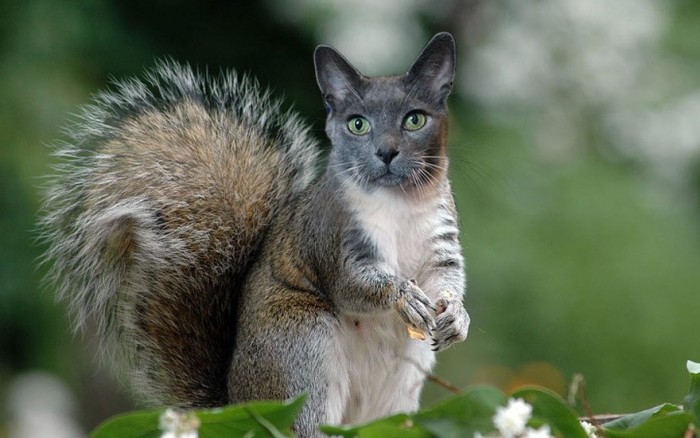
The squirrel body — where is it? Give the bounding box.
[42,33,470,436]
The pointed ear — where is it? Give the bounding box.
[314,45,364,110]
[405,32,456,104]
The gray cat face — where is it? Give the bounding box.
[314,33,455,195]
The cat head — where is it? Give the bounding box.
[314,32,455,196]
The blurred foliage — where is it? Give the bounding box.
[86,364,700,437]
[1,0,699,435]
[92,396,306,438]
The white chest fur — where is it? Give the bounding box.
[349,186,440,286]
[325,186,441,425]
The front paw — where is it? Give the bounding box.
[393,279,436,335]
[431,291,470,352]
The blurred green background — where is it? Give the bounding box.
[1,0,699,436]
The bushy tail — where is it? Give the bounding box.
[39,61,319,407]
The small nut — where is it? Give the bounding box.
[406,325,426,340]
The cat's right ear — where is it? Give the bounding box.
[314,46,363,111]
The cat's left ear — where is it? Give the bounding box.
[405,32,456,105]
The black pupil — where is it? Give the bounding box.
[410,113,418,124]
[354,119,364,130]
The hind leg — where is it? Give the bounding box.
[229,289,345,437]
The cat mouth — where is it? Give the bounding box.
[371,168,410,187]
[369,164,439,192]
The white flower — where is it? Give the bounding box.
[159,408,179,432]
[159,408,200,438]
[493,398,533,438]
[580,420,598,438]
[523,424,554,438]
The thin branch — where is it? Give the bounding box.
[403,356,463,395]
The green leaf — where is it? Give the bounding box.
[414,386,506,437]
[91,395,306,438]
[510,387,587,438]
[683,360,700,422]
[90,410,162,438]
[603,403,694,438]
[196,396,305,436]
[320,413,431,438]
[320,386,506,438]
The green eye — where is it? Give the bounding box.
[348,116,371,135]
[403,112,427,131]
